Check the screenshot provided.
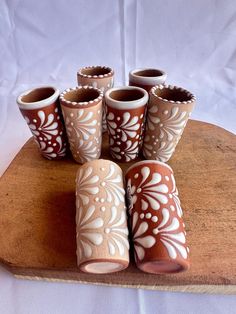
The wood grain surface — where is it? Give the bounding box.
[0,120,236,294]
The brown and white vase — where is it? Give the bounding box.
[59,86,103,164]
[17,86,67,159]
[76,159,130,274]
[105,86,148,162]
[143,84,196,162]
[129,68,167,92]
[125,160,190,274]
[77,66,114,132]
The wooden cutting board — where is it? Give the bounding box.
[0,120,236,294]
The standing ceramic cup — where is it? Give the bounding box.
[126,160,190,274]
[60,86,103,164]
[17,86,67,159]
[129,68,167,92]
[105,86,148,162]
[77,65,114,132]
[76,159,129,273]
[143,84,196,162]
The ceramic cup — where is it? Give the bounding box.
[59,86,103,164]
[17,86,67,159]
[105,86,148,162]
[76,159,130,274]
[143,84,196,162]
[125,160,190,274]
[129,68,167,92]
[77,65,114,132]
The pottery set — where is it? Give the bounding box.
[16,65,195,275]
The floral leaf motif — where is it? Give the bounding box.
[153,208,187,259]
[37,141,57,159]
[146,106,160,131]
[102,164,125,206]
[76,167,99,208]
[76,205,104,259]
[132,212,156,261]
[118,112,140,141]
[106,112,117,136]
[75,139,100,163]
[170,173,183,218]
[128,166,169,212]
[37,110,59,140]
[106,207,129,256]
[55,136,67,157]
[143,139,176,162]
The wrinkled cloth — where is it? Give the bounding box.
[0,0,236,313]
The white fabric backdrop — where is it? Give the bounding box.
[0,0,236,313]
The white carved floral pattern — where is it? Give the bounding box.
[76,205,104,259]
[153,208,187,259]
[170,173,183,218]
[127,166,169,212]
[132,211,156,261]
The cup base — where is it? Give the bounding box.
[80,259,128,274]
[138,260,189,274]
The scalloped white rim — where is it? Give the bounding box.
[105,86,148,110]
[151,84,196,104]
[126,160,173,176]
[129,68,167,86]
[77,65,114,78]
[59,85,103,106]
[17,86,59,110]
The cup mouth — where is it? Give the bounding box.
[105,86,148,110]
[125,160,173,176]
[77,65,114,79]
[151,84,196,104]
[129,68,167,85]
[60,86,103,108]
[17,86,59,110]
[138,259,189,274]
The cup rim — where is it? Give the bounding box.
[151,84,196,104]
[105,86,148,110]
[129,68,167,85]
[125,160,173,176]
[59,86,103,108]
[17,86,59,110]
[77,65,114,79]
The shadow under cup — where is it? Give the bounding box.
[105,86,148,163]
[17,86,67,159]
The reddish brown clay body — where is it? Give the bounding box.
[77,66,114,132]
[105,86,148,162]
[60,86,103,164]
[76,159,130,274]
[125,160,190,274]
[129,68,167,92]
[143,84,196,162]
[17,86,67,159]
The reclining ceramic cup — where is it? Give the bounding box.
[17,86,67,159]
[60,86,103,164]
[76,159,130,273]
[77,65,114,132]
[126,160,190,274]
[105,86,148,162]
[143,84,196,162]
[129,68,167,92]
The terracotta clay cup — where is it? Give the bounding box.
[143,84,196,162]
[125,160,190,274]
[76,159,130,274]
[129,68,167,92]
[77,66,114,132]
[17,86,67,159]
[105,86,148,162]
[60,86,103,164]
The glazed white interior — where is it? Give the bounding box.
[83,261,124,274]
[152,85,196,104]
[129,68,167,85]
[105,86,148,110]
[17,86,59,110]
[126,160,173,176]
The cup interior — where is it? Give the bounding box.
[21,87,55,103]
[81,66,111,76]
[154,87,192,102]
[64,88,100,103]
[134,69,163,77]
[109,89,145,102]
